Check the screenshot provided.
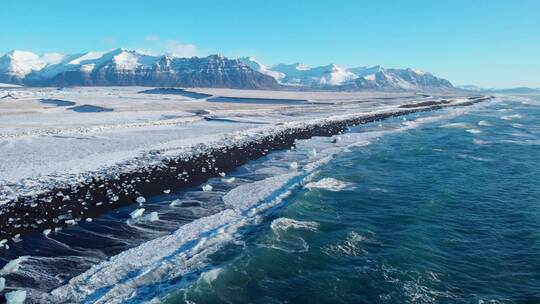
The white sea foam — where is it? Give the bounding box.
[500,114,523,120]
[473,139,489,145]
[465,129,482,134]
[510,123,525,129]
[439,122,472,129]
[457,154,493,162]
[270,218,319,232]
[304,177,354,192]
[323,231,367,257]
[200,267,222,284]
[478,120,492,127]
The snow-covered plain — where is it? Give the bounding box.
[0,86,468,203]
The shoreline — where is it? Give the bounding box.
[0,95,492,242]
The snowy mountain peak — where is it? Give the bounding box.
[10,49,280,89]
[408,68,426,75]
[0,50,66,82]
[0,48,455,91]
[4,50,40,60]
[239,57,286,81]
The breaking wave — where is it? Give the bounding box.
[304,177,354,192]
[270,218,319,232]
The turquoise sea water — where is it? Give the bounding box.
[167,95,540,303]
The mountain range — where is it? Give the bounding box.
[457,85,540,94]
[0,48,455,91]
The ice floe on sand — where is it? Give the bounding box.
[47,170,301,303]
[5,290,27,304]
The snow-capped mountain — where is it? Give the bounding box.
[457,85,540,94]
[270,63,358,87]
[245,58,454,91]
[3,49,279,89]
[0,49,454,91]
[239,57,286,82]
[0,50,64,84]
[347,67,453,91]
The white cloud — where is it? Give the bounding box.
[143,36,198,57]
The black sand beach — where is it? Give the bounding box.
[0,96,492,241]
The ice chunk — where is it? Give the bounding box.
[222,177,236,183]
[144,212,159,222]
[202,184,213,192]
[169,199,181,207]
[85,218,93,222]
[43,229,51,236]
[5,290,27,304]
[1,256,27,274]
[135,196,146,204]
[219,172,226,177]
[130,208,145,219]
[0,277,5,292]
[11,234,22,243]
[289,162,299,170]
[163,189,171,194]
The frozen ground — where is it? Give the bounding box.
[0,86,469,203]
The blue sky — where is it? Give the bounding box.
[1,0,538,88]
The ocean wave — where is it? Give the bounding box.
[457,154,493,162]
[270,218,319,232]
[465,129,482,134]
[322,231,368,257]
[477,120,492,127]
[256,218,320,254]
[500,114,523,120]
[474,138,540,146]
[259,238,310,253]
[439,122,473,129]
[402,280,457,304]
[200,267,222,285]
[510,123,525,129]
[304,177,354,192]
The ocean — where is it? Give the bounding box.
[2,94,539,303]
[166,95,540,303]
